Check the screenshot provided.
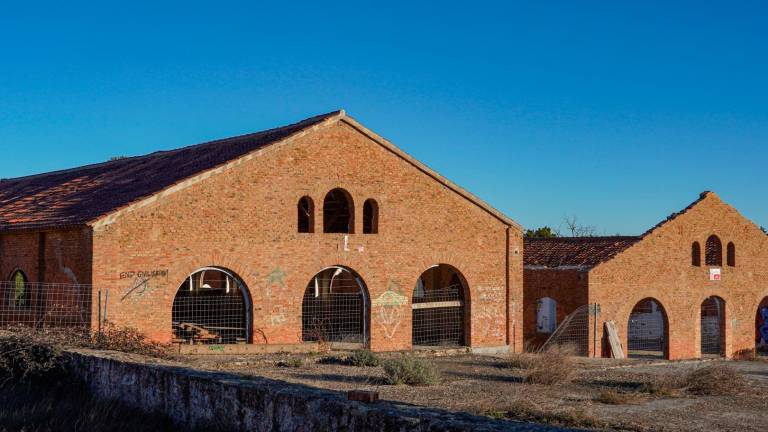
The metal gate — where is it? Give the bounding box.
[701,297,724,356]
[628,299,666,358]
[539,304,593,356]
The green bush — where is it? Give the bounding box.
[347,349,381,367]
[382,355,440,386]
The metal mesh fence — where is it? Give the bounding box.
[302,269,367,344]
[171,271,250,345]
[412,284,464,346]
[539,304,590,356]
[701,297,724,356]
[627,299,666,359]
[0,281,94,329]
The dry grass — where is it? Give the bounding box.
[513,345,576,385]
[639,374,686,397]
[684,363,746,396]
[483,399,604,429]
[595,388,641,405]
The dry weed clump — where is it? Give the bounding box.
[88,322,171,358]
[684,363,746,396]
[515,345,576,385]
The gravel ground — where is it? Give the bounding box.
[177,351,768,431]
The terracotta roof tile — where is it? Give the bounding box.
[0,111,340,231]
[524,236,641,268]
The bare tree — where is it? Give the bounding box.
[560,215,597,237]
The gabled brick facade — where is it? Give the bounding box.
[525,192,768,359]
[0,112,524,353]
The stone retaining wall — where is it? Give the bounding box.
[66,349,569,432]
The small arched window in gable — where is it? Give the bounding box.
[323,188,354,233]
[691,242,701,267]
[363,199,379,234]
[705,235,722,266]
[9,270,30,308]
[297,196,314,233]
[727,242,736,267]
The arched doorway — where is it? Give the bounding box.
[627,298,669,359]
[172,267,252,344]
[756,297,768,356]
[536,297,558,334]
[701,296,726,357]
[412,264,469,347]
[302,266,369,346]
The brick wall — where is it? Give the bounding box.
[89,120,521,351]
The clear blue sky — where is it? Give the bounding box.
[1,1,766,234]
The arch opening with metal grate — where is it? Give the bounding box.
[627,298,668,359]
[701,296,725,357]
[172,267,252,345]
[412,264,468,347]
[756,297,768,356]
[302,267,369,346]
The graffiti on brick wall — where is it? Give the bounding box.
[372,280,408,339]
[474,286,505,339]
[476,285,503,302]
[120,269,168,302]
[265,267,287,325]
[758,307,768,346]
[53,238,79,284]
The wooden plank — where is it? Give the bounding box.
[605,320,625,359]
[412,300,463,310]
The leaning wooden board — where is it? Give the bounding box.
[605,320,625,359]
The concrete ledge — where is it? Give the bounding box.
[66,349,572,431]
[472,345,511,355]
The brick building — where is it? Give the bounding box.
[0,111,524,353]
[524,192,768,359]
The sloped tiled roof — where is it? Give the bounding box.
[524,236,641,269]
[0,111,340,231]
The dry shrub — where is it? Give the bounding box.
[87,322,171,359]
[0,336,66,383]
[507,352,536,370]
[521,345,576,385]
[595,388,640,405]
[383,355,440,386]
[684,363,746,396]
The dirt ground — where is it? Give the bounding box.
[177,350,768,432]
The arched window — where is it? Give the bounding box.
[705,235,722,266]
[9,270,30,308]
[536,297,557,334]
[726,242,736,267]
[363,199,378,234]
[691,242,701,267]
[323,188,354,233]
[297,196,314,233]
